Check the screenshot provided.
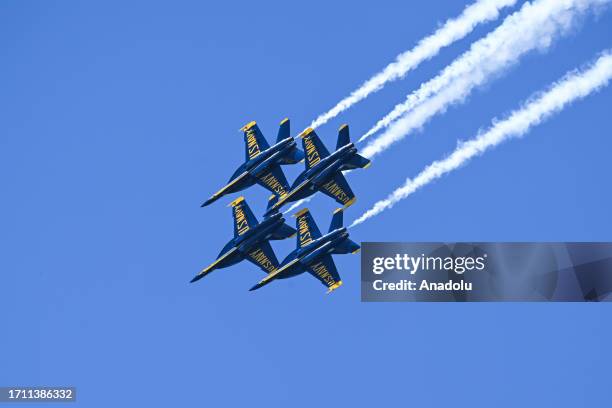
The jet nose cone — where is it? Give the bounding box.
[201,197,215,207]
[190,273,204,283]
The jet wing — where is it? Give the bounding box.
[306,255,343,293]
[319,172,356,208]
[300,128,330,170]
[241,121,270,161]
[294,208,322,248]
[254,164,290,196]
[245,240,280,275]
[230,197,259,237]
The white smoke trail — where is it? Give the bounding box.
[309,0,518,129]
[360,0,610,154]
[283,198,311,215]
[351,51,612,227]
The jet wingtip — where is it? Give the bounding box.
[240,121,257,131]
[293,208,310,218]
[326,280,343,294]
[299,128,314,138]
[343,197,357,209]
[228,196,245,207]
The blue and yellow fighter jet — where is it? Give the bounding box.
[264,124,370,216]
[249,207,360,293]
[201,119,305,207]
[191,196,295,283]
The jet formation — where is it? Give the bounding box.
[193,119,369,293]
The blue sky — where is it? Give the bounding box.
[1,1,611,406]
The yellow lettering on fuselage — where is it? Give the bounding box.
[298,217,313,247]
[234,205,250,235]
[249,247,277,273]
[303,136,320,167]
[246,129,261,159]
[311,262,336,286]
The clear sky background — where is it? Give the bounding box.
[1,1,611,406]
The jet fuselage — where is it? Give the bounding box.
[245,137,297,177]
[234,212,285,252]
[190,211,289,282]
[305,143,357,187]
[277,227,349,279]
[203,137,300,207]
[265,143,358,215]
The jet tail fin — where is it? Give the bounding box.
[344,154,371,170]
[276,118,290,143]
[329,208,360,254]
[230,197,259,238]
[269,222,296,240]
[265,194,280,216]
[329,208,344,232]
[280,146,305,164]
[276,118,306,165]
[336,124,351,150]
[332,239,360,254]
[276,118,305,164]
[336,124,371,169]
